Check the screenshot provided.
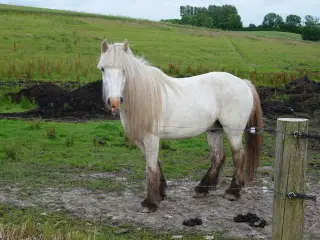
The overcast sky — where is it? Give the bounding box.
[2,0,319,26]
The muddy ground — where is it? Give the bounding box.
[0,76,320,239]
[0,173,319,239]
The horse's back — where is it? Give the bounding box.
[176,71,255,128]
[205,72,254,129]
[158,72,254,139]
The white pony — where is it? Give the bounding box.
[98,39,263,213]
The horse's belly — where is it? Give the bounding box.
[159,98,217,139]
[160,124,211,139]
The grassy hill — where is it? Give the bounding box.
[0,4,319,84]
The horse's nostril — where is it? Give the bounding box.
[120,97,123,104]
[107,98,111,106]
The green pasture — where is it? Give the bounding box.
[0,4,319,83]
[236,31,303,41]
[0,119,271,189]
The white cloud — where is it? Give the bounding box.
[1,0,319,26]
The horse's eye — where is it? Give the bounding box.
[101,67,104,72]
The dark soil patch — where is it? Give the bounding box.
[4,80,114,120]
[257,76,320,151]
[257,76,320,119]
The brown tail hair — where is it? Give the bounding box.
[245,81,263,182]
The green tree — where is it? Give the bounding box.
[180,15,194,25]
[193,13,213,28]
[286,14,301,27]
[220,5,238,29]
[262,13,284,28]
[207,4,240,29]
[305,15,319,26]
[208,5,221,28]
[180,6,186,17]
[226,14,243,29]
[178,4,242,30]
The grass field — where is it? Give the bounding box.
[0,4,319,84]
[236,31,303,41]
[0,119,273,189]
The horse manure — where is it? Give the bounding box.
[182,217,203,226]
[234,212,267,228]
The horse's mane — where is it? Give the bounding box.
[98,42,180,140]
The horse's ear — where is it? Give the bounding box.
[123,39,129,52]
[101,39,109,53]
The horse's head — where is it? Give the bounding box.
[98,39,131,114]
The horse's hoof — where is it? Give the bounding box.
[193,192,209,199]
[139,206,157,213]
[223,192,238,201]
[140,199,159,213]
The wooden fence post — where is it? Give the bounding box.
[272,118,309,240]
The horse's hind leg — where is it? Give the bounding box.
[223,129,245,201]
[194,129,226,198]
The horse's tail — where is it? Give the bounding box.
[244,80,263,182]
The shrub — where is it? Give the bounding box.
[301,26,320,42]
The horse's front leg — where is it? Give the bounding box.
[140,134,165,213]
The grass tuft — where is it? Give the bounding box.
[3,143,20,161]
[65,135,74,147]
[46,126,57,140]
[28,118,41,130]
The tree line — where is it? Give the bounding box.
[160,5,320,41]
[248,13,320,41]
[172,5,243,30]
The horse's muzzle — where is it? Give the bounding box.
[107,97,123,113]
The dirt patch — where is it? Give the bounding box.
[256,76,320,151]
[0,176,319,239]
[4,80,114,120]
[257,76,320,119]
